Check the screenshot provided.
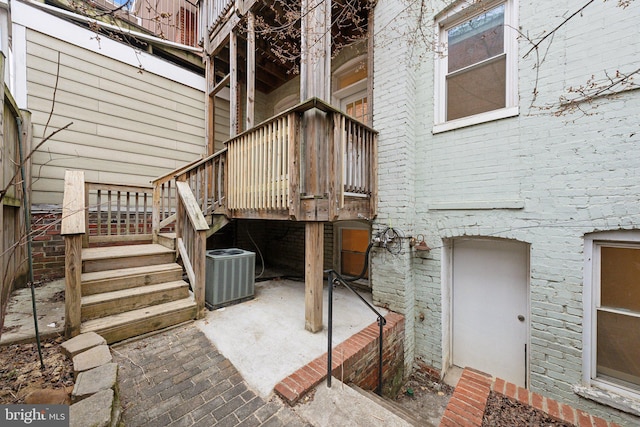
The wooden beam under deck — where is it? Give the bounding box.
[226,196,371,222]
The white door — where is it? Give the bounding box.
[452,238,529,386]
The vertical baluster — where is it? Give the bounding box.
[107,191,112,236]
[125,192,130,235]
[135,192,139,235]
[143,193,148,234]
[358,124,363,192]
[96,189,102,238]
[161,183,166,223]
[116,191,121,235]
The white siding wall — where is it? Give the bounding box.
[373,0,640,424]
[18,8,205,205]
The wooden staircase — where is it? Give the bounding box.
[78,243,197,343]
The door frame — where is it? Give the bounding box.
[333,220,371,286]
[442,236,531,386]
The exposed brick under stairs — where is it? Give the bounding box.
[78,243,197,343]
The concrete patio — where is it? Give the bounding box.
[195,278,388,398]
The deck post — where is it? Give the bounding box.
[305,222,324,332]
[246,11,255,130]
[61,170,86,338]
[64,235,82,337]
[300,0,330,332]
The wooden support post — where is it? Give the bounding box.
[61,170,86,338]
[300,0,331,332]
[305,222,324,333]
[194,229,206,319]
[300,0,331,197]
[207,57,216,155]
[230,30,238,136]
[246,11,256,130]
[152,183,160,243]
[64,235,82,337]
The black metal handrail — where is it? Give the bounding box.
[325,269,387,395]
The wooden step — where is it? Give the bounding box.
[81,263,183,296]
[157,233,176,250]
[82,244,175,273]
[81,281,190,321]
[80,298,197,344]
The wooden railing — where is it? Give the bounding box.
[172,98,377,220]
[83,182,154,247]
[175,181,208,318]
[221,97,377,216]
[226,113,296,212]
[177,148,227,216]
[201,0,234,38]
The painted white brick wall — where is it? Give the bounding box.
[372,0,421,374]
[371,0,640,424]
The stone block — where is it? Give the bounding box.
[72,362,118,402]
[61,332,107,358]
[70,389,114,427]
[73,345,112,376]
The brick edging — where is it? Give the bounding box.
[440,368,621,427]
[274,312,404,405]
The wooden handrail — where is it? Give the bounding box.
[175,181,209,231]
[175,180,207,318]
[151,155,205,185]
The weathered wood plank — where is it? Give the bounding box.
[81,281,189,321]
[246,11,256,129]
[80,298,197,344]
[175,181,209,230]
[65,235,82,338]
[81,263,183,295]
[305,222,324,333]
[61,171,86,236]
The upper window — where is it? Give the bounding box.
[333,56,369,125]
[434,0,518,132]
[584,232,640,398]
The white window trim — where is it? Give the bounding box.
[332,55,367,102]
[583,231,640,401]
[433,0,519,134]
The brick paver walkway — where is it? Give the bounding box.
[112,323,310,427]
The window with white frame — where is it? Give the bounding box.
[333,56,369,125]
[585,233,640,396]
[434,0,518,132]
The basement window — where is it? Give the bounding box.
[584,232,640,401]
[433,0,519,133]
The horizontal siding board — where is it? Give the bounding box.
[27,33,204,110]
[30,146,183,175]
[26,29,206,205]
[27,72,204,133]
[28,95,203,144]
[30,154,171,180]
[29,128,200,165]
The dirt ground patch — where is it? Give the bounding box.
[0,336,74,404]
[482,391,575,427]
[393,366,455,425]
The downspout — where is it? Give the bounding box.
[16,114,45,369]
